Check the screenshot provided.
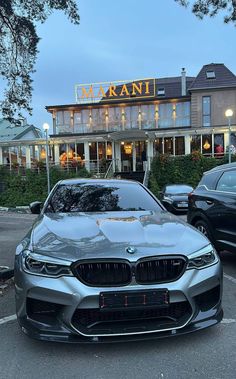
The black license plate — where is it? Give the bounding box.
[99,289,169,310]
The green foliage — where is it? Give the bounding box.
[149,173,160,198]
[0,166,91,207]
[150,153,236,197]
[175,0,236,25]
[0,1,80,122]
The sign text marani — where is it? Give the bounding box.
[75,79,155,104]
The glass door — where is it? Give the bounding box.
[135,141,146,171]
[121,141,133,171]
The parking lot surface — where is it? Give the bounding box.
[0,212,236,379]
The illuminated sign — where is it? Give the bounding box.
[75,79,155,104]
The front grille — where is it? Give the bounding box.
[136,257,186,284]
[72,301,192,336]
[72,261,132,286]
[73,257,186,286]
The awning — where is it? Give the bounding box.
[107,129,149,141]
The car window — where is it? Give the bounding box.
[47,183,162,213]
[216,170,236,193]
[198,171,220,190]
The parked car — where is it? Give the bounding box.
[160,184,193,213]
[188,162,236,254]
[15,179,222,343]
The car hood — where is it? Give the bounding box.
[30,211,210,262]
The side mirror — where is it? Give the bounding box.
[30,201,43,214]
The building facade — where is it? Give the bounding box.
[0,118,42,167]
[1,63,236,173]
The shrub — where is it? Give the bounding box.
[150,153,236,192]
[0,166,91,207]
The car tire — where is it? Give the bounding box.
[194,219,216,246]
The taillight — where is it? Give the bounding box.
[188,192,194,204]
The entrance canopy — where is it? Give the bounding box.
[108,129,149,141]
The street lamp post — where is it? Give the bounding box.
[43,123,51,195]
[225,109,234,164]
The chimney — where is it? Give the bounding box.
[181,68,186,96]
[18,117,27,127]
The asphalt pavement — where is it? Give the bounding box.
[0,212,236,379]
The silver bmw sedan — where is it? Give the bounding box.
[14,179,223,343]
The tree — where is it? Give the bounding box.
[0,0,79,123]
[175,0,236,25]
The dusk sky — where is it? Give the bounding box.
[29,0,236,133]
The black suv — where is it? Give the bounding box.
[187,162,236,253]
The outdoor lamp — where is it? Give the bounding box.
[225,109,233,118]
[43,122,50,131]
[225,109,233,163]
[43,122,51,194]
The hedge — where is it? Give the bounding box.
[1,153,235,206]
[149,152,236,198]
[0,166,91,207]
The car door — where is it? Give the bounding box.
[212,169,236,251]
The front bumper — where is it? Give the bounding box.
[15,257,223,343]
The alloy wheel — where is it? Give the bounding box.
[197,224,208,236]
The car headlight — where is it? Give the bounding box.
[21,251,73,277]
[187,245,219,270]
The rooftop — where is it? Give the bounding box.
[0,119,42,142]
[189,63,236,91]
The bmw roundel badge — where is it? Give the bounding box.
[126,246,137,254]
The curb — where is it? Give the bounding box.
[0,206,30,214]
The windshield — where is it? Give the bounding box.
[46,182,162,213]
[166,185,193,195]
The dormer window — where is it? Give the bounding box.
[157,88,165,96]
[206,70,215,79]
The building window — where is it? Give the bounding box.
[191,135,201,152]
[157,88,165,96]
[214,134,224,157]
[83,110,91,131]
[91,108,106,132]
[56,111,71,133]
[175,101,190,128]
[89,142,97,161]
[108,107,122,131]
[58,143,84,167]
[175,102,190,127]
[230,133,236,151]
[140,104,155,129]
[121,141,132,172]
[154,138,163,155]
[74,111,90,133]
[98,142,106,161]
[74,112,82,133]
[175,136,185,155]
[202,134,212,155]
[158,103,173,128]
[164,137,173,155]
[124,106,139,129]
[59,143,67,165]
[206,71,215,79]
[202,96,211,127]
[106,142,112,159]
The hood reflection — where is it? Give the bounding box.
[31,210,209,261]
